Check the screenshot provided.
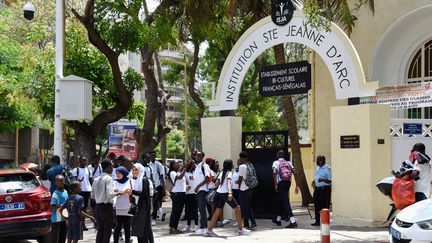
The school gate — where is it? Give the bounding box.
[242,131,289,219]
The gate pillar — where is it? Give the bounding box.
[330,104,391,227]
[201,116,242,219]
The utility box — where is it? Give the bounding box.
[59,75,93,121]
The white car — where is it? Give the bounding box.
[390,198,432,243]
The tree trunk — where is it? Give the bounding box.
[273,44,313,206]
[154,52,167,164]
[72,121,96,166]
[188,42,205,124]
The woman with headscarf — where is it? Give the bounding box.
[131,163,154,243]
[113,166,133,243]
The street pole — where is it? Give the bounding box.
[183,59,189,161]
[15,128,19,167]
[54,0,64,163]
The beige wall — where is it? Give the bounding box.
[289,146,315,203]
[313,1,432,163]
[330,104,391,227]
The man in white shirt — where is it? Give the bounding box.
[148,151,166,224]
[91,159,118,243]
[72,156,92,231]
[193,152,210,235]
[410,143,432,201]
[237,151,257,230]
[89,155,103,179]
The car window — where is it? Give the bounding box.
[0,173,40,194]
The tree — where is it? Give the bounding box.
[0,7,42,132]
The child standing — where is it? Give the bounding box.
[50,175,69,243]
[63,181,95,243]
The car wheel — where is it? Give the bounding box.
[37,234,50,243]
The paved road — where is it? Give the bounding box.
[12,204,390,243]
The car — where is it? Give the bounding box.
[0,167,51,243]
[390,198,432,243]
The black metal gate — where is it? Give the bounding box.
[242,131,289,219]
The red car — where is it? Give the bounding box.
[0,167,51,243]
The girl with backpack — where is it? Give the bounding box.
[205,159,250,237]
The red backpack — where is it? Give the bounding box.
[278,159,293,181]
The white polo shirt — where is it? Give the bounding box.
[193,162,211,192]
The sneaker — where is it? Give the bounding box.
[161,212,166,222]
[272,219,281,226]
[250,223,257,229]
[237,228,251,236]
[205,230,218,237]
[222,219,230,225]
[194,225,199,232]
[232,222,238,227]
[195,228,206,236]
[182,225,191,232]
[151,220,156,226]
[285,222,298,228]
[216,222,223,227]
[311,222,320,226]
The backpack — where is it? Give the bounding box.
[278,159,293,181]
[200,164,213,184]
[244,162,258,189]
[61,165,73,191]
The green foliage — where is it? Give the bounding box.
[93,0,177,53]
[155,129,185,159]
[0,37,40,132]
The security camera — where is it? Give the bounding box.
[23,2,35,21]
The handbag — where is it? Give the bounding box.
[128,180,139,216]
[205,190,217,203]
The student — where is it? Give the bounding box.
[131,163,154,243]
[168,160,189,234]
[148,151,166,225]
[113,166,133,243]
[183,160,199,232]
[272,150,298,228]
[91,159,118,243]
[50,175,69,243]
[193,151,211,236]
[311,155,331,226]
[231,159,241,227]
[237,152,257,230]
[206,159,250,237]
[72,156,92,231]
[63,181,95,243]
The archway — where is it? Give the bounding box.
[207,11,378,111]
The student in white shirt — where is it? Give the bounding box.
[183,160,199,232]
[193,152,211,235]
[72,156,92,231]
[88,155,103,179]
[206,159,250,237]
[148,151,166,225]
[113,166,133,243]
[237,151,257,229]
[168,160,188,234]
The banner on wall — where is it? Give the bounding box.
[108,120,138,160]
[360,82,432,110]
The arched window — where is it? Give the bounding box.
[407,39,432,118]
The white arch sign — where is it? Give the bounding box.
[207,12,378,111]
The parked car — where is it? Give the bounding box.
[390,198,432,243]
[0,167,51,243]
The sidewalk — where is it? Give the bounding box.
[21,203,389,243]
